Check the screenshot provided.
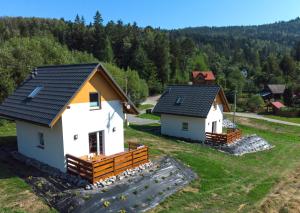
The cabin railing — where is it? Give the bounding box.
[205,128,242,144]
[66,143,149,183]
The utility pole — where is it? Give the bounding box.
[125,74,128,95]
[233,90,237,128]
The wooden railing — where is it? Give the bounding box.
[66,144,149,183]
[206,129,242,144]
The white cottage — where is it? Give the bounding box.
[153,85,230,142]
[0,63,138,172]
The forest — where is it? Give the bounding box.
[0,12,300,107]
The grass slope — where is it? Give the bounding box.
[125,117,300,212]
[0,116,299,212]
[262,114,300,124]
[137,113,160,120]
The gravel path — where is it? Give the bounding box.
[127,114,160,125]
[225,112,300,127]
[141,95,161,106]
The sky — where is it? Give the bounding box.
[1,0,300,29]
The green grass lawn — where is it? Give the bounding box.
[1,116,300,212]
[125,117,300,212]
[0,121,54,213]
[262,114,300,124]
[138,104,154,111]
[137,113,160,120]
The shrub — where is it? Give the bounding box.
[247,95,265,112]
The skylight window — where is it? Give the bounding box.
[28,86,43,98]
[175,96,184,105]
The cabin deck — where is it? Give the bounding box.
[66,142,149,183]
[205,128,242,144]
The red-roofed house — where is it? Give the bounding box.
[191,71,216,85]
[269,101,285,114]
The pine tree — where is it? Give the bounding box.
[103,37,114,63]
[92,11,106,60]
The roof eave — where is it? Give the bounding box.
[153,111,207,119]
[99,63,139,115]
[0,114,51,128]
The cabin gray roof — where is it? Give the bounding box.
[153,85,224,118]
[267,84,286,94]
[0,63,137,127]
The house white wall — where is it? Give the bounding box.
[205,103,223,134]
[16,100,124,172]
[61,100,125,159]
[16,119,65,171]
[160,103,223,142]
[161,114,206,141]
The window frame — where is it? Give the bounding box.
[182,122,189,131]
[89,92,101,110]
[37,132,45,149]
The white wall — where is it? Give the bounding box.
[161,114,206,141]
[205,103,223,134]
[16,119,65,171]
[61,100,125,160]
[160,103,224,142]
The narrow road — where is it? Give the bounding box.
[127,114,160,125]
[225,112,300,127]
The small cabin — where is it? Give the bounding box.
[153,85,230,142]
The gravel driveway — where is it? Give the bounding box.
[127,114,160,125]
[225,112,300,127]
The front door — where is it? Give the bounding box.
[89,131,104,155]
[212,121,217,133]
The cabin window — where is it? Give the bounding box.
[28,86,43,98]
[89,92,101,109]
[175,96,184,105]
[182,122,188,131]
[213,101,217,110]
[38,132,45,149]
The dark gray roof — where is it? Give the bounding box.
[0,63,138,127]
[153,85,222,118]
[267,84,286,94]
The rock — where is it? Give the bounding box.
[223,119,237,128]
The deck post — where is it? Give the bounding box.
[96,131,100,155]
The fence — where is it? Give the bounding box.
[66,145,149,183]
[206,129,242,144]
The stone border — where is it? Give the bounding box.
[85,161,154,190]
[10,151,89,187]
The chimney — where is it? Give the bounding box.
[31,68,38,78]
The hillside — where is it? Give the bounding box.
[171,17,300,46]
[0,14,300,106]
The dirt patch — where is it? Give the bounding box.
[256,167,300,213]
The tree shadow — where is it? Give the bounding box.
[129,124,161,137]
[0,136,18,179]
[0,135,17,149]
[129,124,201,145]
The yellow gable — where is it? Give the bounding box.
[71,70,122,104]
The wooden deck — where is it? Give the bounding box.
[66,142,149,183]
[206,128,242,144]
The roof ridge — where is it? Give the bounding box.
[37,63,99,69]
[167,84,220,87]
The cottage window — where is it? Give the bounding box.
[213,101,217,110]
[38,132,45,149]
[89,92,101,109]
[182,122,188,131]
[28,86,43,98]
